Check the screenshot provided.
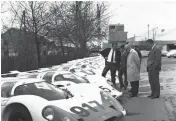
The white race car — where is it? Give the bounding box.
[80,65,120,85]
[38,70,122,99]
[1,78,125,121]
[166,49,176,58]
[70,66,119,85]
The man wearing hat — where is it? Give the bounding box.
[100,43,121,88]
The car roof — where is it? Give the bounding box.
[1,77,43,83]
[45,70,72,75]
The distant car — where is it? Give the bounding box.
[161,50,168,56]
[1,78,126,121]
[166,49,176,58]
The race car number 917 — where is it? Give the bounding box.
[70,100,105,117]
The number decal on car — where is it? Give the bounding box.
[70,106,90,117]
[70,100,105,117]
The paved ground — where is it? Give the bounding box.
[118,57,176,121]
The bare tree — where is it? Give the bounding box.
[3,1,109,71]
[48,1,109,57]
[9,1,52,68]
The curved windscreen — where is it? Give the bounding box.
[54,73,89,83]
[1,82,17,97]
[14,82,67,101]
[42,72,55,83]
[82,70,95,75]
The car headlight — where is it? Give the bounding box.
[43,108,54,121]
[62,117,71,121]
[1,98,10,106]
[101,91,125,114]
[101,91,109,100]
[99,86,111,93]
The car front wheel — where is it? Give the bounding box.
[3,104,33,121]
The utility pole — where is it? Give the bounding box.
[152,27,158,40]
[153,29,155,40]
[148,24,149,39]
[23,10,28,70]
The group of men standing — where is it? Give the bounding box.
[100,39,161,99]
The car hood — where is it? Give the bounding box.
[50,91,118,121]
[86,75,108,85]
[66,83,102,97]
[86,76,122,97]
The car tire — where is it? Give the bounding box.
[3,104,33,121]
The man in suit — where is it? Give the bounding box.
[100,43,121,88]
[118,45,129,90]
[146,39,161,99]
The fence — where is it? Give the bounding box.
[1,54,83,74]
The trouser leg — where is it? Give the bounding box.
[102,65,110,77]
[134,81,139,95]
[152,71,160,96]
[130,81,139,96]
[110,64,116,86]
[130,82,134,95]
[148,71,155,96]
[124,69,128,87]
[118,69,124,88]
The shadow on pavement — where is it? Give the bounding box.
[126,111,142,116]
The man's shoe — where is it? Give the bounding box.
[120,86,124,89]
[129,93,138,98]
[113,84,117,89]
[124,86,128,90]
[150,96,159,99]
[147,95,153,98]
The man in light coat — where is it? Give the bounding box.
[125,44,140,97]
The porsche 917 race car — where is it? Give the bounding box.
[38,70,122,99]
[1,78,125,121]
[77,63,120,85]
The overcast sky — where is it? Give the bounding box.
[108,1,176,38]
[1,1,176,38]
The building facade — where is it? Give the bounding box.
[102,24,127,50]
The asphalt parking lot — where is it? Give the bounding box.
[118,57,176,121]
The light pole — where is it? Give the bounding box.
[148,24,149,39]
[152,27,158,40]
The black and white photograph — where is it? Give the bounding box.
[1,1,176,121]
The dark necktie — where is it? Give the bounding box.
[111,50,115,63]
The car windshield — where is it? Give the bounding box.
[42,72,55,83]
[54,73,89,83]
[62,66,70,71]
[82,70,95,75]
[27,74,38,78]
[1,82,17,98]
[14,82,67,101]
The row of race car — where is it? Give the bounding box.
[1,55,126,121]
